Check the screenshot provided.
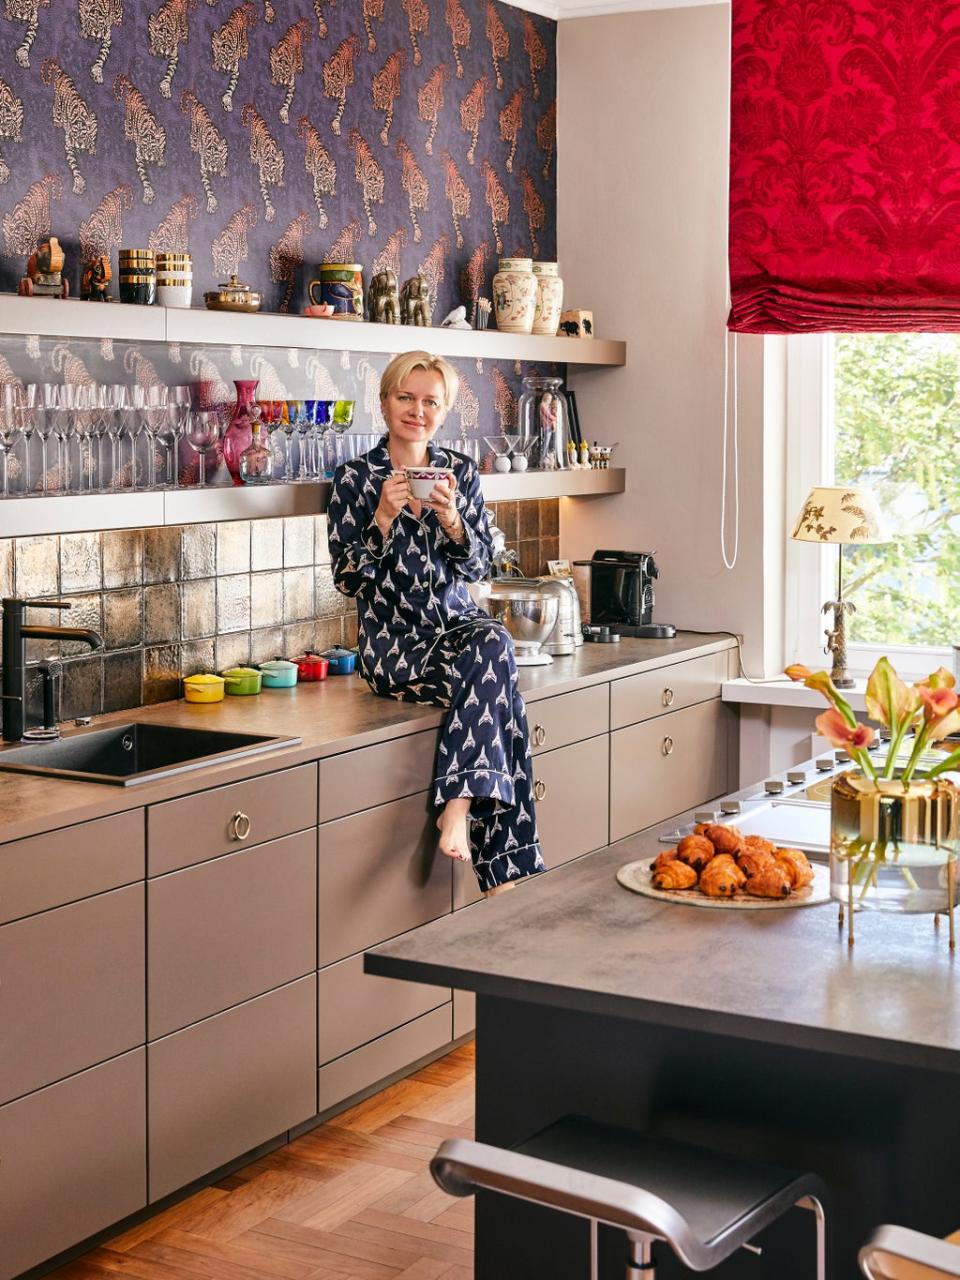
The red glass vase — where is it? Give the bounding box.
[222,379,259,486]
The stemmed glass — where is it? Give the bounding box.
[310,400,330,478]
[131,385,168,489]
[186,409,221,487]
[328,400,355,475]
[19,383,37,493]
[257,400,285,475]
[103,385,129,490]
[162,385,193,487]
[297,400,318,480]
[283,400,302,482]
[0,386,22,497]
[72,385,97,492]
[36,383,60,493]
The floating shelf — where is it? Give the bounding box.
[0,296,626,367]
[0,469,625,537]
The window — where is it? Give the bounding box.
[785,334,959,678]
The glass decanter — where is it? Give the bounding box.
[239,417,273,484]
[222,378,259,486]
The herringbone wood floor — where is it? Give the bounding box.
[49,1043,476,1280]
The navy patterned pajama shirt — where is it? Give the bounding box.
[327,437,545,892]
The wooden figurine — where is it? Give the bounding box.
[367,269,400,323]
[18,236,69,297]
[81,254,112,301]
[400,272,433,326]
[558,308,593,338]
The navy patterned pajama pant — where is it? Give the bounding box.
[372,616,546,893]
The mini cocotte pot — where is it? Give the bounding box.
[319,646,357,675]
[222,666,262,695]
[259,659,298,688]
[183,673,225,703]
[295,653,330,682]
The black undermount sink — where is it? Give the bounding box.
[0,722,301,786]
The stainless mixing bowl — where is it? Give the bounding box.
[475,581,559,652]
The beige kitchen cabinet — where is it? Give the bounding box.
[319,727,439,821]
[528,684,609,756]
[610,650,733,730]
[318,951,449,1065]
[0,1049,145,1280]
[318,1004,452,1115]
[0,809,143,926]
[147,762,317,875]
[148,975,317,1201]
[610,698,735,842]
[319,788,452,966]
[0,885,144,1106]
[148,829,317,1039]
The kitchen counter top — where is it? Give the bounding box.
[0,632,734,846]
[367,805,960,1076]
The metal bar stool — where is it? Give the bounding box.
[860,1225,960,1278]
[431,1116,826,1279]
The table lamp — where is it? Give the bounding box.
[790,485,890,689]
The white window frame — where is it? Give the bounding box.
[784,333,952,681]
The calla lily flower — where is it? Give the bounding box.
[785,664,858,727]
[918,685,960,721]
[815,709,876,752]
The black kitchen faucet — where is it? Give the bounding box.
[1,597,103,742]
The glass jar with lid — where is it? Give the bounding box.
[517,375,572,470]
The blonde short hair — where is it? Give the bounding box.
[380,350,459,411]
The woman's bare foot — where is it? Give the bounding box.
[437,798,472,863]
[483,881,516,898]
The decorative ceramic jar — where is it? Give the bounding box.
[222,379,259,486]
[309,263,364,320]
[830,771,960,918]
[493,257,537,334]
[156,252,192,308]
[531,261,564,335]
[118,248,156,305]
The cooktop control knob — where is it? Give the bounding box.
[720,799,742,815]
[836,749,851,762]
[787,770,807,784]
[816,756,834,771]
[764,779,785,794]
[694,810,718,824]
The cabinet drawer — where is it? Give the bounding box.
[148,830,317,1040]
[319,729,438,822]
[148,976,317,1202]
[0,885,145,1106]
[0,1049,145,1280]
[611,651,731,730]
[318,952,449,1065]
[610,699,733,842]
[453,735,609,909]
[319,790,451,966]
[0,809,143,925]
[318,1004,451,1115]
[453,989,476,1039]
[527,683,608,756]
[148,762,317,875]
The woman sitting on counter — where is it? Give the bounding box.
[327,350,545,896]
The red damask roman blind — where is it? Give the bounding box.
[728,0,960,333]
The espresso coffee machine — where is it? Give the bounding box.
[579,550,676,638]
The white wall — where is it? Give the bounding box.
[558,5,786,676]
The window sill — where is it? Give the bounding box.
[722,678,868,713]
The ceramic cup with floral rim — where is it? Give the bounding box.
[404,465,453,499]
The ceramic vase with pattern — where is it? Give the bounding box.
[493,258,537,334]
[532,261,564,335]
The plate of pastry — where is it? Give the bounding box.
[617,824,830,909]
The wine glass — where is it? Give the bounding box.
[257,400,285,473]
[71,385,97,493]
[36,383,60,493]
[328,399,355,475]
[185,409,221,487]
[484,434,520,473]
[162,385,193,487]
[0,386,22,497]
[19,382,37,494]
[135,385,169,490]
[103,385,130,490]
[283,400,302,482]
[297,400,321,480]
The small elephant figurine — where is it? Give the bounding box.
[400,272,433,326]
[367,269,400,324]
[81,255,112,301]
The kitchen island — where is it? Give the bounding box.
[367,796,960,1279]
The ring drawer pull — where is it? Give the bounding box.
[662,687,675,707]
[533,779,547,801]
[230,810,251,841]
[661,736,674,757]
[533,723,547,746]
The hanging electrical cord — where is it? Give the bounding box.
[720,330,741,570]
[680,628,791,685]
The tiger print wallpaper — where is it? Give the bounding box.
[0,0,557,318]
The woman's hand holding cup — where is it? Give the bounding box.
[374,471,411,536]
[425,473,464,540]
